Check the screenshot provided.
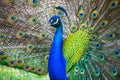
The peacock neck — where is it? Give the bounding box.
[56,24,63,33]
[50,24,63,56]
[49,23,67,80]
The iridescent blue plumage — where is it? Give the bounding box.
[48,6,68,80]
[48,15,67,80]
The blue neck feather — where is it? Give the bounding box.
[48,24,67,80]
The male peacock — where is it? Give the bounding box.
[0,0,120,80]
[48,14,67,79]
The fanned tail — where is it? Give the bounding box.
[64,0,120,80]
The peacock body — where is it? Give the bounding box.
[0,0,120,80]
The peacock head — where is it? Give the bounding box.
[49,15,61,28]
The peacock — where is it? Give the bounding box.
[0,0,120,80]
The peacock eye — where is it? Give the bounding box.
[51,18,58,24]
[53,19,57,23]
